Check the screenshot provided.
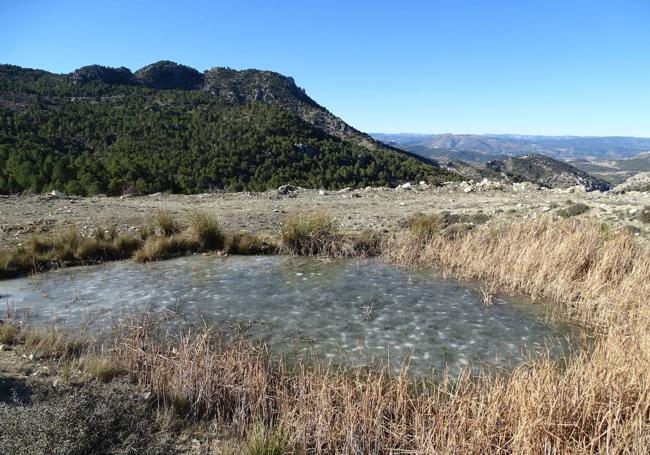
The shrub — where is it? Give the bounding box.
[557,202,590,218]
[281,212,345,256]
[0,384,174,455]
[187,211,224,251]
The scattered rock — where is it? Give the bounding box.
[277,184,299,196]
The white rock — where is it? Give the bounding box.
[318,190,327,196]
[50,190,65,197]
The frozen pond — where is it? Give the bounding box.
[0,255,576,375]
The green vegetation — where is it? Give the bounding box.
[0,64,456,196]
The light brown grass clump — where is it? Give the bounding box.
[187,211,225,251]
[280,212,348,257]
[385,216,650,330]
[107,313,649,454]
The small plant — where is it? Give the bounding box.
[77,356,126,383]
[0,321,18,345]
[155,211,182,237]
[557,202,590,218]
[281,212,345,256]
[226,233,276,255]
[406,213,441,241]
[133,235,190,262]
[187,211,225,251]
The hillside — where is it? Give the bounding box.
[442,154,611,191]
[0,62,455,195]
[373,133,650,161]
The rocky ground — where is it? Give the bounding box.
[1,182,649,248]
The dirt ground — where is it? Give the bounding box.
[1,184,649,248]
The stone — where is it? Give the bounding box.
[277,184,298,195]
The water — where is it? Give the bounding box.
[0,255,575,375]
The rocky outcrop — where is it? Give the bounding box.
[134,61,204,90]
[202,67,378,150]
[483,154,611,191]
[71,65,136,85]
[613,172,650,193]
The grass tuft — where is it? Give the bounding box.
[225,233,276,255]
[133,235,191,263]
[155,211,182,237]
[187,211,225,251]
[280,212,349,257]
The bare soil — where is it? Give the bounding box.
[1,185,649,248]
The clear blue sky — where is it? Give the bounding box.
[1,0,649,136]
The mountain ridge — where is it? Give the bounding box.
[372,132,650,161]
[0,62,456,195]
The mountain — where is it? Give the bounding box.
[0,62,455,195]
[568,152,650,185]
[372,133,650,161]
[441,154,611,191]
[482,154,611,191]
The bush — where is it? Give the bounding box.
[187,211,224,251]
[0,384,175,455]
[557,202,590,218]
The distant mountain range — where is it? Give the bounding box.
[372,133,650,162]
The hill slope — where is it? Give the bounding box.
[442,154,611,191]
[0,62,455,195]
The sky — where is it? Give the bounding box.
[1,0,649,136]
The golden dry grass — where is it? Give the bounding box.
[2,215,649,452]
[106,217,650,453]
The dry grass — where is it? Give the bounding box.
[385,217,650,330]
[155,211,182,237]
[225,233,277,255]
[281,212,385,258]
[133,235,195,263]
[0,229,143,278]
[187,211,225,251]
[3,215,650,452]
[102,308,648,454]
[558,202,590,218]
